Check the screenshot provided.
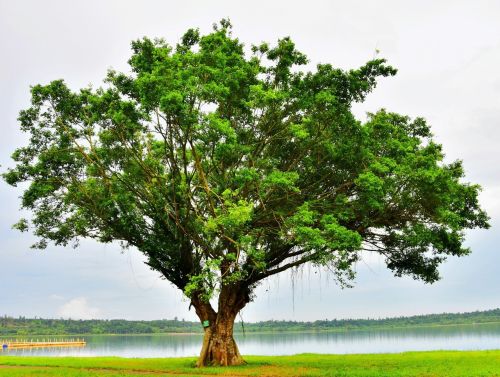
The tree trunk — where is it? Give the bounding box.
[192,285,249,367]
[197,311,244,367]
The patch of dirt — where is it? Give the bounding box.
[0,364,265,377]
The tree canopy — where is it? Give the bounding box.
[3,20,489,366]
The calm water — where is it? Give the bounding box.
[1,323,500,357]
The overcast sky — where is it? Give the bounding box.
[0,0,499,322]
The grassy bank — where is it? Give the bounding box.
[1,350,499,376]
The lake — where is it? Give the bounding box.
[1,323,499,357]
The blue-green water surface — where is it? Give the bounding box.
[1,323,499,357]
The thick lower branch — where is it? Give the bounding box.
[190,294,217,326]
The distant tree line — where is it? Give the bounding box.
[1,309,499,336]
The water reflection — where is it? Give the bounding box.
[1,323,499,357]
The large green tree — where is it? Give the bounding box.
[4,20,489,366]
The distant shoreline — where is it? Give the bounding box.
[1,308,499,337]
[4,320,498,338]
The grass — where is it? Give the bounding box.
[0,351,500,376]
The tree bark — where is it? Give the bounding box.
[192,285,249,367]
[197,311,244,367]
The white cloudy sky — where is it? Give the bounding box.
[0,0,499,321]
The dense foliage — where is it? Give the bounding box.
[1,309,499,336]
[4,20,488,295]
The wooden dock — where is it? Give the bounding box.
[1,339,86,349]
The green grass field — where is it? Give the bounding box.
[1,351,499,377]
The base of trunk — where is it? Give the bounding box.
[196,328,245,367]
[192,284,252,367]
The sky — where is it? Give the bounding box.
[0,0,499,322]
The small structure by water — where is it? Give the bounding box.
[1,339,86,350]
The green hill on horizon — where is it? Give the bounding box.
[1,308,499,336]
